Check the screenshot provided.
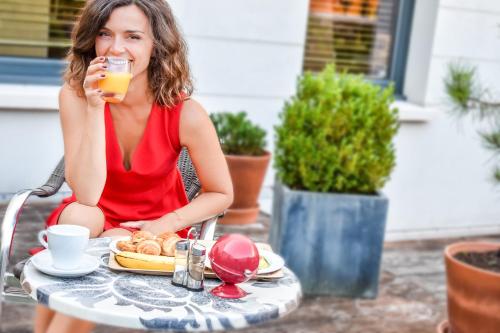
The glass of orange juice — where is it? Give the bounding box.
[98,57,132,103]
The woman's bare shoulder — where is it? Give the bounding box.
[180,98,209,125]
[179,98,213,145]
[59,82,87,112]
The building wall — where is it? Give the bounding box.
[383,0,500,240]
[0,0,309,200]
[1,0,500,241]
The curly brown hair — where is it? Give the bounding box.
[64,0,193,107]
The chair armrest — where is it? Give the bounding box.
[199,216,217,241]
[0,189,33,305]
[198,211,225,241]
[0,158,65,308]
[31,157,65,197]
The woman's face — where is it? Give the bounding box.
[95,5,154,81]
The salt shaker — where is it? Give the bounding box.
[186,243,206,291]
[172,239,190,287]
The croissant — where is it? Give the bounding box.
[136,240,162,256]
[154,237,164,247]
[131,231,155,244]
[160,234,181,257]
[117,240,137,252]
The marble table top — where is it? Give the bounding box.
[21,238,302,331]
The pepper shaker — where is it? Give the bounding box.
[186,243,206,291]
[172,239,190,287]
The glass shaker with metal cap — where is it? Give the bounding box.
[186,243,206,291]
[172,239,190,287]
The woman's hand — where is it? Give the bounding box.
[83,56,108,109]
[120,213,181,235]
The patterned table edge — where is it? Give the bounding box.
[21,238,303,331]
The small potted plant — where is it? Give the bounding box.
[210,111,270,224]
[438,63,500,333]
[270,64,399,297]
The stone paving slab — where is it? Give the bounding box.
[1,201,500,332]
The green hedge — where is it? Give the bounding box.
[274,65,399,194]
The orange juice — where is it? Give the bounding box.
[98,72,133,103]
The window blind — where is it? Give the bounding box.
[0,0,85,59]
[305,0,398,80]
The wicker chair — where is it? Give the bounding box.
[0,147,219,319]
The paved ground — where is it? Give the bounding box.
[1,201,499,333]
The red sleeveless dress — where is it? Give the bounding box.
[45,101,190,238]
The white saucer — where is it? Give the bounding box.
[31,249,100,278]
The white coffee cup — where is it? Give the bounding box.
[38,225,90,270]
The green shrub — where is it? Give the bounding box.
[274,65,399,194]
[210,111,267,156]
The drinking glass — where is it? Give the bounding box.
[98,57,133,103]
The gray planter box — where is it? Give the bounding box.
[269,182,388,298]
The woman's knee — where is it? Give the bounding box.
[58,202,105,238]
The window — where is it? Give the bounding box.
[304,0,415,96]
[0,0,85,85]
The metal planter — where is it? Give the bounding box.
[269,181,388,298]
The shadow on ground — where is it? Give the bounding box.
[1,201,499,333]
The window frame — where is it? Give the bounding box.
[0,56,66,86]
[303,0,415,98]
[388,0,415,98]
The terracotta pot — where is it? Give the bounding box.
[219,152,270,225]
[444,242,500,333]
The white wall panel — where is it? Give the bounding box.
[181,0,309,45]
[0,111,63,191]
[188,38,303,98]
[440,0,500,13]
[433,7,500,60]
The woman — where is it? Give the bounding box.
[35,1,233,332]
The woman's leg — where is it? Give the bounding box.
[45,313,95,333]
[34,305,56,333]
[35,202,105,333]
[58,202,105,237]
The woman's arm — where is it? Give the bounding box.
[60,58,108,206]
[171,99,234,228]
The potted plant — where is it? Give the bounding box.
[210,111,270,225]
[437,63,500,333]
[270,65,399,297]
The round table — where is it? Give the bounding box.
[21,238,302,331]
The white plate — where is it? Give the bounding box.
[258,250,285,274]
[31,249,100,278]
[109,236,130,254]
[206,250,285,275]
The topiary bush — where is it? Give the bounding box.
[274,65,399,194]
[210,111,267,156]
